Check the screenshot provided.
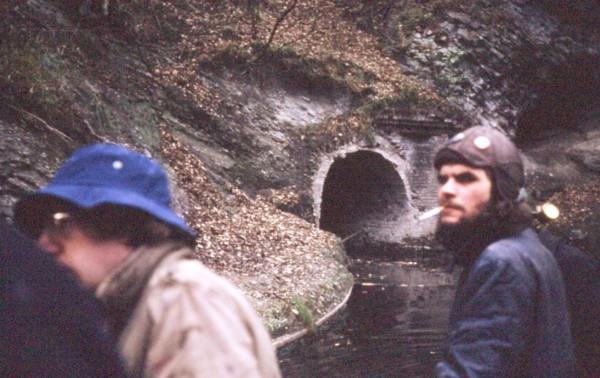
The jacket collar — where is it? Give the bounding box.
[96,241,191,334]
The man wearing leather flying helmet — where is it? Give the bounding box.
[432,126,575,377]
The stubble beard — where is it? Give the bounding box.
[434,203,501,265]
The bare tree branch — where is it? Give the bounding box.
[3,101,74,144]
[252,0,298,61]
[82,119,109,142]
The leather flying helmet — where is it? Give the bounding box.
[434,126,525,202]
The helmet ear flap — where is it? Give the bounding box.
[494,163,525,202]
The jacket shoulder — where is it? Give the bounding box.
[152,256,235,286]
[481,229,543,261]
[473,229,559,282]
[146,255,250,308]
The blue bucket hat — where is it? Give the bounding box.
[14,143,195,238]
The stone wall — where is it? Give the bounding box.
[313,130,448,250]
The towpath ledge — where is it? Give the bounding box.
[214,236,355,349]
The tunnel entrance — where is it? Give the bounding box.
[516,54,600,142]
[319,150,408,241]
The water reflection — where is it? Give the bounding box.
[278,252,459,377]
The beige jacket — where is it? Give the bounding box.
[96,242,281,378]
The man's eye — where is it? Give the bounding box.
[456,173,477,183]
[437,175,448,185]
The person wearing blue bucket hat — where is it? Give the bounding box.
[14,143,281,378]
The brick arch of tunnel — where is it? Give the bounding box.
[316,150,409,240]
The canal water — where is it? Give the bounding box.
[278,247,459,377]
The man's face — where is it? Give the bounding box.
[437,163,492,226]
[37,214,133,289]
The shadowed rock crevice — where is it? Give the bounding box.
[517,54,600,141]
[319,150,407,239]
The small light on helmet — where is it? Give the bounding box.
[541,202,560,220]
[473,136,491,150]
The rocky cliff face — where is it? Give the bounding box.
[341,0,600,256]
[371,0,600,253]
[2,0,599,336]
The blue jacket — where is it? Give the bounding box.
[538,230,600,378]
[436,228,575,378]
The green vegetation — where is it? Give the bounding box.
[291,296,316,331]
[397,0,458,32]
[0,42,71,122]
[204,42,373,97]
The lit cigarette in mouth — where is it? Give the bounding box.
[418,206,442,221]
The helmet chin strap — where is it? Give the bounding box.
[516,187,528,203]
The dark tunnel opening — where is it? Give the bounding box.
[516,54,600,143]
[319,150,407,239]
